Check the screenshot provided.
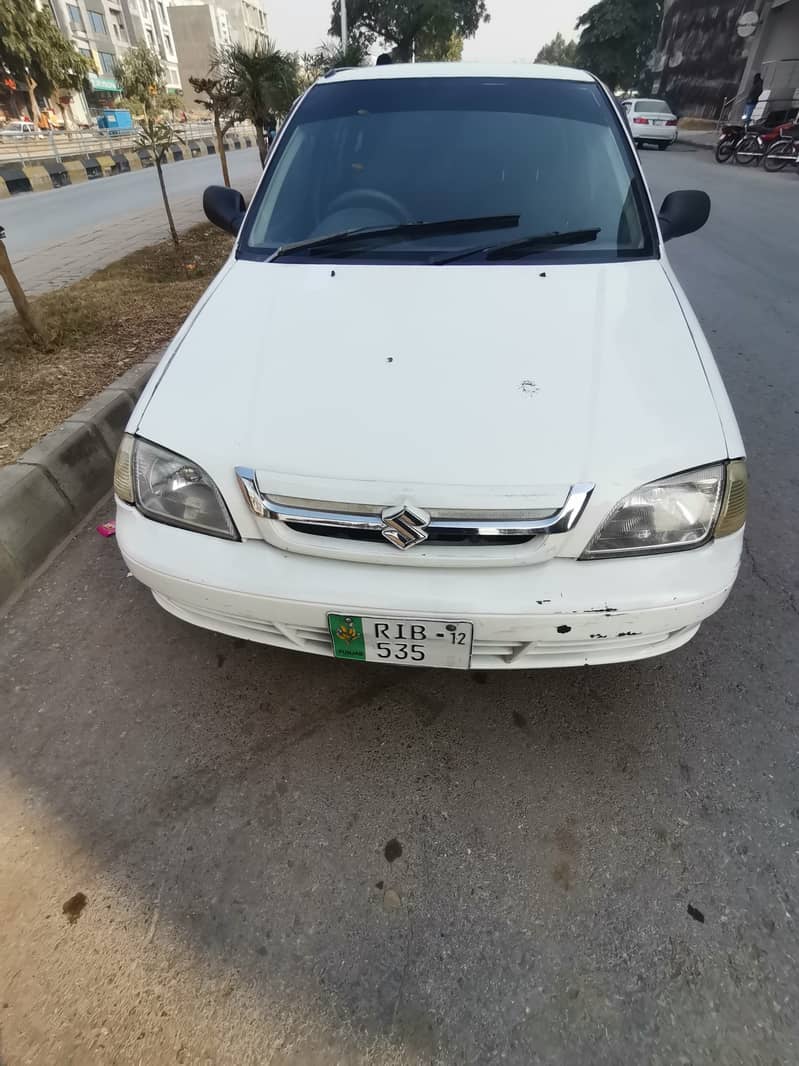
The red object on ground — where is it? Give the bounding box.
[96,522,116,537]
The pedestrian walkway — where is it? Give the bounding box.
[0,150,262,315]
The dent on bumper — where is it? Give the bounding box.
[116,505,742,669]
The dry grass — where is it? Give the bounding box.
[678,117,717,131]
[0,224,233,465]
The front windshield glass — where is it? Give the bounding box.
[240,75,655,264]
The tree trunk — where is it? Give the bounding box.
[255,125,267,167]
[154,154,180,247]
[25,75,40,122]
[0,240,49,348]
[214,114,231,187]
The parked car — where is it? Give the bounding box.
[621,97,679,149]
[115,63,746,670]
[0,120,40,139]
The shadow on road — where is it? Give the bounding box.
[0,514,796,1063]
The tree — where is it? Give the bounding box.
[301,38,369,88]
[330,0,488,63]
[114,44,182,247]
[0,0,90,121]
[416,31,463,61]
[222,41,300,165]
[0,225,48,348]
[535,32,578,67]
[575,0,662,91]
[190,61,240,187]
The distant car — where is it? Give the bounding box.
[0,120,40,139]
[622,98,678,149]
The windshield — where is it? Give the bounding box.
[635,99,672,114]
[240,75,656,265]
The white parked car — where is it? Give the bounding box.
[0,120,39,139]
[622,97,679,149]
[115,63,746,670]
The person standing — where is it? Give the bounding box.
[743,72,763,124]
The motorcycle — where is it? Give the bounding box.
[734,120,796,166]
[763,123,799,172]
[715,123,745,163]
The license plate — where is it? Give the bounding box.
[328,615,473,669]
[654,119,666,126]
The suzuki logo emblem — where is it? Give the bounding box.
[380,505,430,550]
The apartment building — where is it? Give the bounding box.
[167,0,268,96]
[50,0,182,115]
[651,0,799,121]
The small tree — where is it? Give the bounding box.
[222,41,300,165]
[535,32,578,67]
[189,61,240,187]
[0,226,49,349]
[0,0,90,121]
[114,44,182,247]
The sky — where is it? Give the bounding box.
[265,0,587,62]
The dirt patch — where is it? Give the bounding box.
[0,224,233,465]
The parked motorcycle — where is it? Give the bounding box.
[734,121,795,166]
[763,124,799,172]
[715,123,745,163]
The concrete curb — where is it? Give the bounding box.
[0,353,162,607]
[676,132,716,151]
[2,135,252,198]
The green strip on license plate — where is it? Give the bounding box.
[328,614,366,661]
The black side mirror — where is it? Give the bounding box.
[658,190,710,241]
[203,185,246,235]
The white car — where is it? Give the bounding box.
[622,98,679,149]
[115,63,746,670]
[0,120,39,139]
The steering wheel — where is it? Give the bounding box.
[326,188,412,224]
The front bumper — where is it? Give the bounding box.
[116,504,743,669]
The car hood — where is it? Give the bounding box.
[136,258,727,511]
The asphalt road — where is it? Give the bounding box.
[1,145,798,1066]
[0,148,263,312]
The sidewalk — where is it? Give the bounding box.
[0,150,262,315]
[676,129,717,151]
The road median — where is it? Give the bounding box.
[0,222,234,608]
[0,356,160,607]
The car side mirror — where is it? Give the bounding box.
[658,190,710,241]
[203,185,246,235]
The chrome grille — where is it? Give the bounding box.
[235,468,595,551]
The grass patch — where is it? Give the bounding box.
[0,223,233,465]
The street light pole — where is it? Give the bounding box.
[341,0,348,52]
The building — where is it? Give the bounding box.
[651,0,799,121]
[167,2,234,92]
[50,0,182,117]
[167,0,268,91]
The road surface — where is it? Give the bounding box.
[1,145,797,1066]
[0,148,263,312]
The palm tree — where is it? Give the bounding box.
[222,41,300,165]
[301,39,368,89]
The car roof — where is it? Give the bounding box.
[322,62,595,85]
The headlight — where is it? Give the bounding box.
[581,461,746,559]
[114,434,238,540]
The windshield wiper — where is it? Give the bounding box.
[266,215,521,262]
[433,227,602,265]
